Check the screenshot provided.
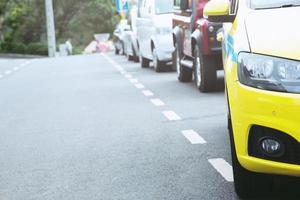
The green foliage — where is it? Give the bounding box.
[0,0,120,55]
[73,46,83,55]
[10,42,26,54]
[0,41,48,55]
[26,43,48,55]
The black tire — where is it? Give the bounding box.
[175,43,192,82]
[193,45,217,92]
[115,47,120,55]
[171,45,177,71]
[228,116,273,198]
[121,42,125,55]
[152,47,164,72]
[133,55,140,63]
[141,57,150,68]
[128,55,134,61]
[132,44,140,63]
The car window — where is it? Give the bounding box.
[230,0,238,14]
[155,0,173,14]
[188,0,193,9]
[140,0,152,17]
[173,0,192,9]
[250,0,300,9]
[174,0,181,7]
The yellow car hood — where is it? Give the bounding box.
[245,7,300,61]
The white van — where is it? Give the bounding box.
[136,0,174,72]
[123,1,140,62]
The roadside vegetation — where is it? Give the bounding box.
[0,0,119,55]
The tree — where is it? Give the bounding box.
[0,0,11,41]
[0,0,120,54]
[54,0,119,46]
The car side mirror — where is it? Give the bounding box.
[180,0,189,10]
[204,0,234,23]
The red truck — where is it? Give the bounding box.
[172,0,223,92]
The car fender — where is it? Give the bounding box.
[191,29,203,58]
[151,34,174,61]
[150,35,160,59]
[131,34,139,55]
[173,26,184,56]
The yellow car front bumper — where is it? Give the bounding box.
[230,82,300,177]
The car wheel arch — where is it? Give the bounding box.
[173,27,183,52]
[191,29,202,58]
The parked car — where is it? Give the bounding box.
[205,0,300,198]
[173,0,223,92]
[113,19,129,55]
[136,0,174,72]
[123,1,140,62]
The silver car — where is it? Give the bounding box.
[136,0,174,72]
[113,20,129,55]
[123,2,140,62]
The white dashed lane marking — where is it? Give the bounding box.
[130,79,139,84]
[102,53,124,72]
[181,130,207,144]
[125,74,132,79]
[5,70,12,75]
[142,90,154,97]
[150,98,165,107]
[208,158,234,182]
[162,111,181,121]
[103,54,235,186]
[13,67,19,71]
[135,83,145,89]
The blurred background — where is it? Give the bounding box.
[0,0,121,56]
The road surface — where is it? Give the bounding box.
[0,54,297,200]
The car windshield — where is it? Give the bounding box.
[155,0,173,14]
[251,0,300,9]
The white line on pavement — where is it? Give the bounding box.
[0,74,3,79]
[5,70,12,75]
[13,67,19,71]
[102,53,124,72]
[135,83,145,89]
[142,90,154,97]
[129,79,139,84]
[208,158,234,182]
[150,98,165,107]
[125,74,132,79]
[102,54,130,78]
[116,66,123,71]
[181,130,207,144]
[162,111,181,121]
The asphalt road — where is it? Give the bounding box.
[0,53,297,200]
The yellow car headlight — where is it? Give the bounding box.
[238,52,300,93]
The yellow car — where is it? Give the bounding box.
[204,0,300,198]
